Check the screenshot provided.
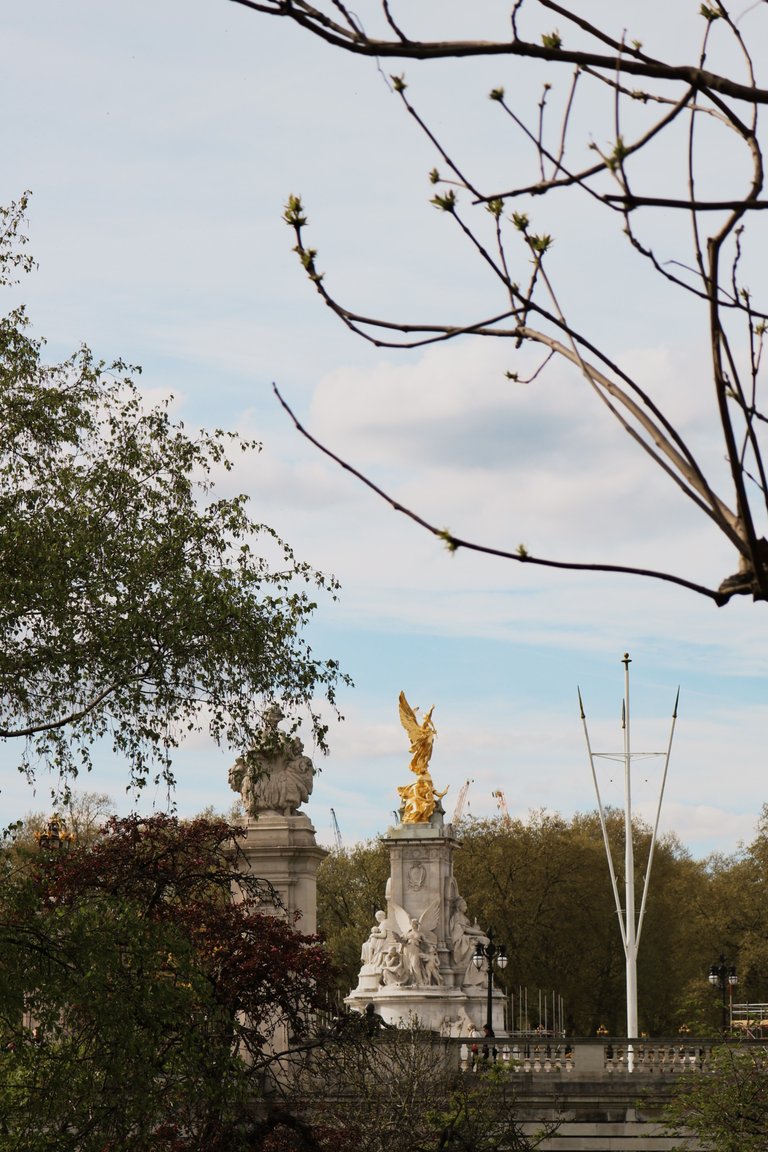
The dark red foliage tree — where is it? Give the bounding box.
[0,815,334,1152]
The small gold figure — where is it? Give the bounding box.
[397,692,448,823]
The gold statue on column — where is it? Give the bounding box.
[397,691,448,823]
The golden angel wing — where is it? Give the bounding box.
[398,690,422,743]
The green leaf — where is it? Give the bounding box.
[283,193,307,227]
[431,191,457,212]
[529,233,553,254]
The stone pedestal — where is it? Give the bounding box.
[345,806,506,1035]
[236,812,326,934]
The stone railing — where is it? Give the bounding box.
[459,1040,575,1074]
[603,1042,711,1074]
[452,1036,768,1076]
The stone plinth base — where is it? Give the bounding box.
[236,812,326,935]
[345,982,506,1035]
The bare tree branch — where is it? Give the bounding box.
[273,384,729,605]
[230,0,768,108]
[245,4,768,605]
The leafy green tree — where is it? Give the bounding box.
[664,1045,768,1152]
[454,812,621,1034]
[452,811,709,1035]
[235,2,768,605]
[0,814,334,1152]
[316,839,390,998]
[696,806,768,1017]
[733,813,768,1005]
[0,195,344,792]
[630,829,711,1035]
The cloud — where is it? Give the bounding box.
[229,336,731,590]
[302,684,768,860]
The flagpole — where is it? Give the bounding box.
[579,654,679,1074]
[622,654,638,1072]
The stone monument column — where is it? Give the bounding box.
[228,705,326,933]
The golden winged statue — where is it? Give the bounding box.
[398,691,437,776]
[397,691,447,823]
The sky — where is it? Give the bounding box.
[2,1,768,861]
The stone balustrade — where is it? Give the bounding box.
[452,1035,768,1076]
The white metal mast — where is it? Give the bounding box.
[579,653,679,1072]
[622,654,638,1056]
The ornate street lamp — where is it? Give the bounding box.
[473,927,508,1038]
[708,954,737,1032]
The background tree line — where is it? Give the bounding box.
[317,807,768,1036]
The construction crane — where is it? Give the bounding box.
[492,789,512,827]
[330,808,343,851]
[452,779,472,823]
